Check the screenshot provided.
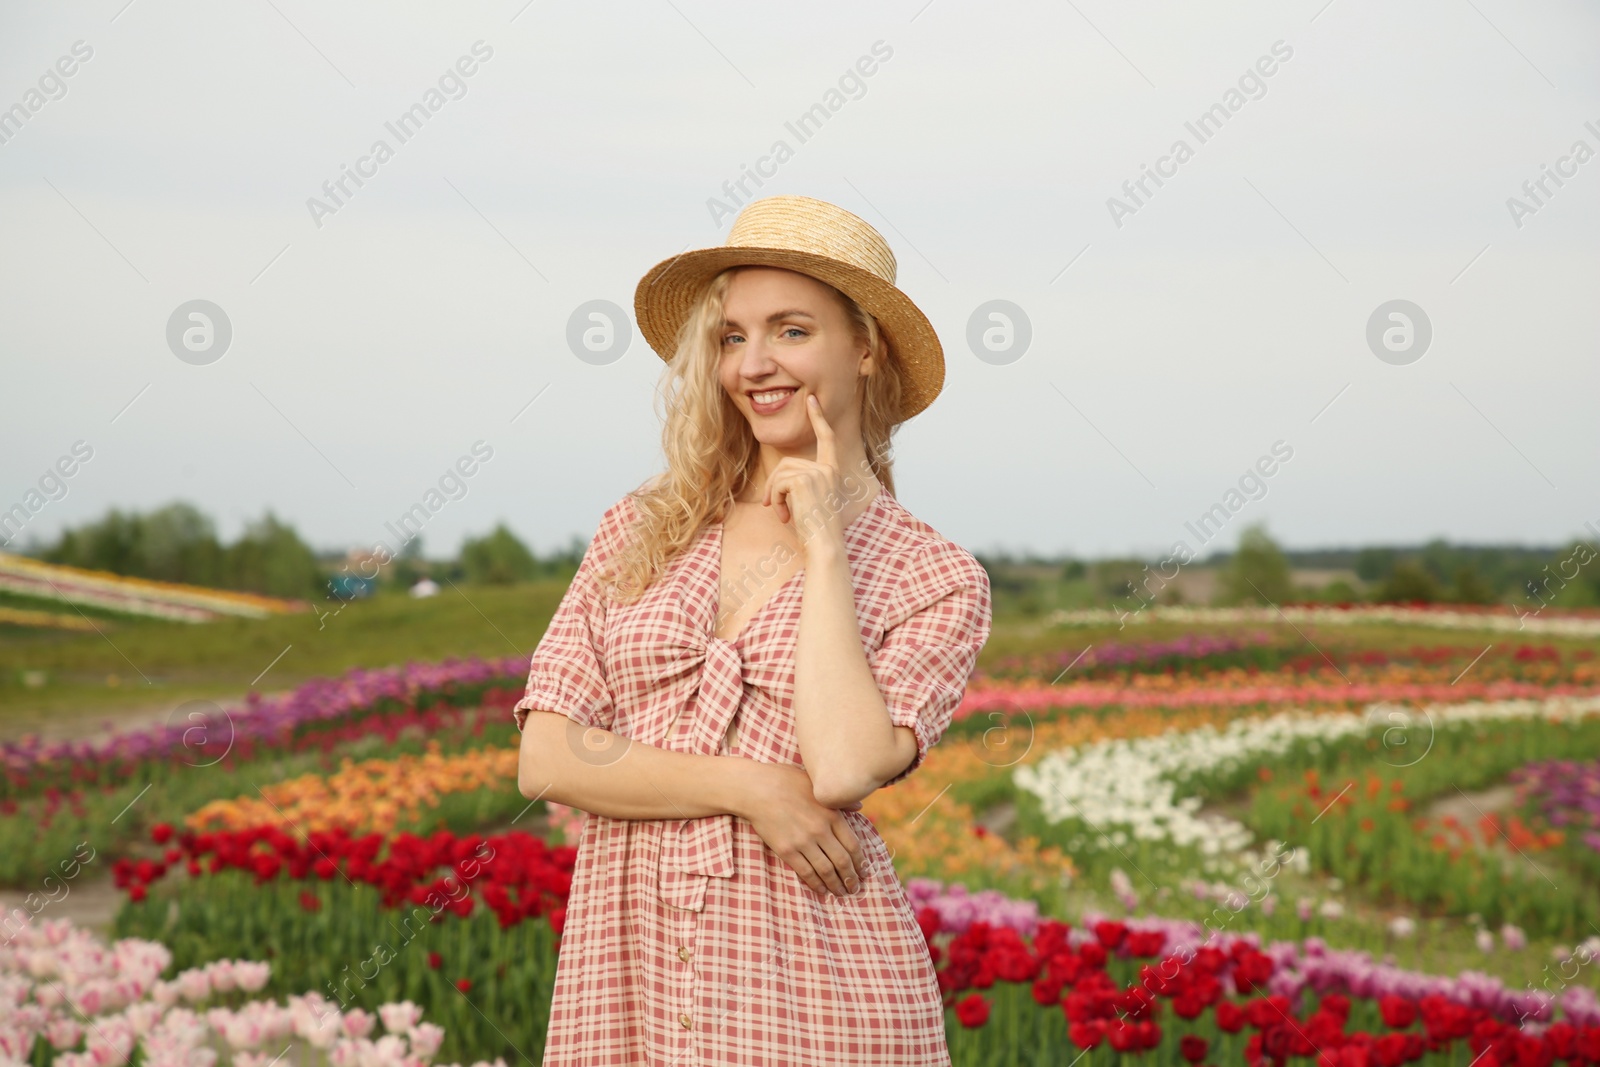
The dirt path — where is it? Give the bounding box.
[1,872,125,942]
[0,687,300,745]
[1424,783,1518,826]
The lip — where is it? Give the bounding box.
[747,387,799,415]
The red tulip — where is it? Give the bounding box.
[1094,920,1128,950]
[1067,1020,1105,1050]
[1379,994,1418,1029]
[954,993,990,1028]
[1217,1000,1247,1033]
[1106,1018,1140,1052]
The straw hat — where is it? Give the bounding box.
[633,195,945,423]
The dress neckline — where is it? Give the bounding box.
[708,485,890,645]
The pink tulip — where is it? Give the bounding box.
[206,958,238,993]
[176,969,211,1003]
[408,1022,446,1058]
[233,961,271,993]
[342,1007,377,1039]
[46,1018,84,1050]
[378,1001,424,1035]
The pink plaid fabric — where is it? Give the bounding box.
[514,485,992,1066]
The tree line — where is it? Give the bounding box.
[21,501,582,599]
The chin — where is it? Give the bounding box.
[750,424,808,449]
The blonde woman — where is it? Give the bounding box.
[515,195,991,1065]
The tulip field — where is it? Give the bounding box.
[4,605,1600,1065]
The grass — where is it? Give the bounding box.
[0,580,570,733]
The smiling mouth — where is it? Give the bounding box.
[749,388,798,405]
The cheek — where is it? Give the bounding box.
[717,354,741,394]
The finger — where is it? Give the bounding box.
[832,816,867,884]
[765,470,793,526]
[799,841,851,897]
[813,833,861,896]
[806,394,837,472]
[788,850,827,896]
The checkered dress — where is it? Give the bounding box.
[513,485,992,1066]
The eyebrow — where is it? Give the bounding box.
[720,309,817,329]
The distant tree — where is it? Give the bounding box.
[1517,539,1600,609]
[45,507,141,574]
[1061,559,1087,581]
[42,500,242,591]
[1355,547,1396,582]
[1319,578,1361,604]
[1450,564,1496,605]
[987,565,1033,602]
[1375,559,1441,603]
[1419,538,1458,589]
[460,523,538,584]
[224,511,323,598]
[140,502,225,585]
[1220,523,1293,605]
[1094,558,1148,600]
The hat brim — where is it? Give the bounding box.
[633,245,945,423]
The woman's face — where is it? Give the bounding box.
[717,266,870,450]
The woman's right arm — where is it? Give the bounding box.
[517,710,868,896]
[517,709,760,821]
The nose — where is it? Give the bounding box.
[738,336,780,377]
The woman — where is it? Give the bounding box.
[515,195,992,1066]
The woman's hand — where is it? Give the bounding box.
[741,763,866,898]
[761,394,854,561]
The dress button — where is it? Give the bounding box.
[679,945,691,962]
[679,1013,693,1029]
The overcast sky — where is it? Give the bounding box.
[2,0,1597,564]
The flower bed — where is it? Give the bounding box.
[184,742,522,836]
[0,658,530,888]
[956,670,1600,727]
[114,824,569,1064]
[1510,757,1600,881]
[989,635,1596,686]
[0,914,500,1067]
[110,821,1600,1066]
[1046,603,1600,638]
[1,657,529,797]
[1014,696,1600,936]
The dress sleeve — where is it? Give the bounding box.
[512,494,636,734]
[867,540,993,787]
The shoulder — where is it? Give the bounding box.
[875,496,990,612]
[587,483,649,560]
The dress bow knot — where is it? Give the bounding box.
[654,632,746,911]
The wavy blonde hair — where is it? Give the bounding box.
[599,266,906,604]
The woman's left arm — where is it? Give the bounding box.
[792,541,916,808]
[773,395,989,807]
